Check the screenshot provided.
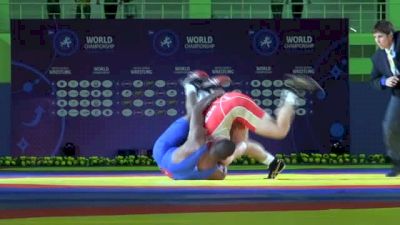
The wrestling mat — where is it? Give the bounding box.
[0,167,399,225]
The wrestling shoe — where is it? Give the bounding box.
[201,75,232,92]
[386,160,400,177]
[285,74,323,97]
[180,70,209,90]
[267,158,286,179]
[386,168,400,177]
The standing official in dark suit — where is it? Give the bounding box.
[370,20,400,177]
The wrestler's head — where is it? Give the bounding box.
[208,139,236,161]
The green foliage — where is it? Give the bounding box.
[217,152,390,166]
[0,155,157,167]
[0,153,391,167]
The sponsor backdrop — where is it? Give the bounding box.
[11,19,348,157]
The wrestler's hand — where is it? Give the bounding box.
[220,154,234,166]
[193,90,224,112]
[207,164,227,180]
[218,164,228,174]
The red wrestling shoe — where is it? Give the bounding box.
[201,75,232,91]
[181,70,210,89]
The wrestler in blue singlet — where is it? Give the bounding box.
[152,117,218,180]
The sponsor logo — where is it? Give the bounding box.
[153,30,179,56]
[130,66,153,75]
[174,66,191,74]
[84,36,115,50]
[53,29,79,56]
[292,66,315,75]
[184,36,215,51]
[255,66,273,74]
[49,67,72,75]
[211,66,234,75]
[284,35,315,50]
[92,66,110,75]
[252,29,279,56]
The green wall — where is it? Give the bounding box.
[189,0,211,18]
[0,0,10,83]
[388,0,400,26]
[0,34,10,83]
[0,0,9,33]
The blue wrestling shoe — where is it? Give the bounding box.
[386,169,400,177]
[386,161,400,177]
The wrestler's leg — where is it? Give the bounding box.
[207,74,321,140]
[229,126,275,165]
[206,91,297,140]
[152,117,189,166]
[244,140,275,164]
[181,71,209,117]
[254,95,296,140]
[154,72,208,167]
[222,128,285,179]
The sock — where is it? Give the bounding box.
[184,84,196,96]
[261,152,275,166]
[197,90,210,100]
[281,89,299,106]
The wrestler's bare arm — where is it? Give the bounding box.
[173,91,224,162]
